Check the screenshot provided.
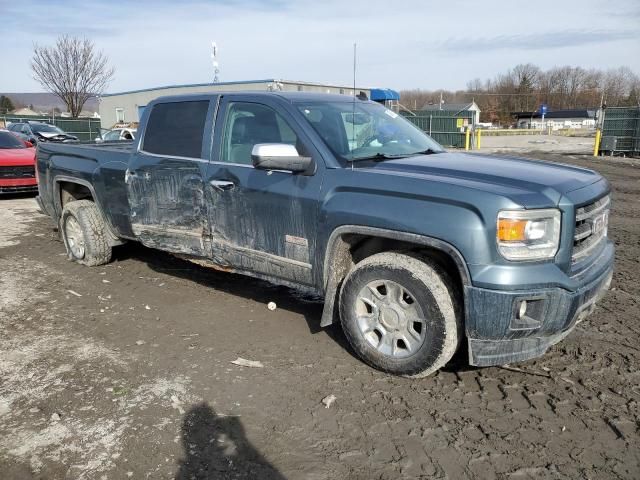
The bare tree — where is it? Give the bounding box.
[31,35,114,117]
[400,63,639,125]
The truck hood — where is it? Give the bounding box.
[0,147,36,166]
[363,152,602,205]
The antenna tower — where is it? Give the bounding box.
[211,42,220,83]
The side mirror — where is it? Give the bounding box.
[23,140,34,148]
[251,143,314,174]
[95,137,103,143]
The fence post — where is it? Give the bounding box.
[464,127,471,151]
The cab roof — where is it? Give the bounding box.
[151,91,370,105]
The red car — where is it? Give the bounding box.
[0,129,38,194]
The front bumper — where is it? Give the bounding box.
[0,183,38,194]
[0,177,38,194]
[466,240,614,366]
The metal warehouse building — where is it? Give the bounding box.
[98,79,372,129]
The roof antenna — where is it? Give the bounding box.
[351,42,356,171]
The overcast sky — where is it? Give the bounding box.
[1,0,639,93]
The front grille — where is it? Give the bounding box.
[0,165,35,179]
[572,195,610,264]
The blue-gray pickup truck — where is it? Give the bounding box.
[36,92,614,377]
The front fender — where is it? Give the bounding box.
[318,225,472,327]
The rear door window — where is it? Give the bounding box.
[142,101,209,158]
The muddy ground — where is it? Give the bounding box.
[0,153,638,480]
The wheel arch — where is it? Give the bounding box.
[319,225,471,327]
[53,175,123,246]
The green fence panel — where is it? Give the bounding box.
[401,110,474,148]
[53,118,101,141]
[601,107,640,154]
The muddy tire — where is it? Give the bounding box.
[60,200,112,266]
[339,252,460,377]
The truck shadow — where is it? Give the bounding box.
[176,402,286,480]
[113,243,353,351]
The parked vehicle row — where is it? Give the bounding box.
[0,121,138,195]
[35,91,614,377]
[8,121,78,144]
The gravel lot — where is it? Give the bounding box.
[479,134,594,155]
[0,153,638,479]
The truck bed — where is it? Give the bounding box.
[37,141,135,238]
[40,141,135,158]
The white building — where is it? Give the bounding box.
[515,109,596,130]
[98,79,370,129]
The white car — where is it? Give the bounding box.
[96,128,137,142]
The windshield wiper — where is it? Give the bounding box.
[347,152,410,163]
[407,148,441,156]
[348,149,443,162]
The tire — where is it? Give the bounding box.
[60,200,112,266]
[339,252,460,377]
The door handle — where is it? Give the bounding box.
[209,180,236,192]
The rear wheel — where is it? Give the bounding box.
[60,200,112,266]
[339,252,460,377]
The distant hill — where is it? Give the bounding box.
[0,92,98,114]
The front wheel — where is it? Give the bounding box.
[339,252,460,377]
[60,200,112,266]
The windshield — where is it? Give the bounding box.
[31,123,64,134]
[297,101,444,161]
[0,131,26,149]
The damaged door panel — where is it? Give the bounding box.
[126,99,214,257]
[127,161,208,255]
[204,97,325,286]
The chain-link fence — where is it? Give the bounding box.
[600,107,640,155]
[401,110,475,148]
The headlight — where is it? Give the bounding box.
[497,209,561,261]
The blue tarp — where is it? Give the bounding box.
[370,88,400,101]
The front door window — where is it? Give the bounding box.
[220,102,300,165]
